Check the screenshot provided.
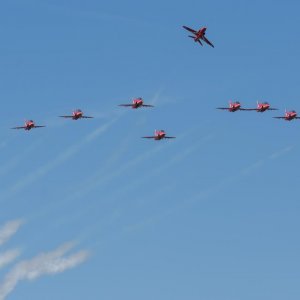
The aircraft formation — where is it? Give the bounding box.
[11,97,175,140]
[217,100,300,121]
[10,25,299,140]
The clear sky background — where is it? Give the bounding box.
[0,0,300,299]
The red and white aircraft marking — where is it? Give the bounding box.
[59,109,93,120]
[142,130,176,140]
[182,26,214,47]
[118,97,154,109]
[243,101,278,112]
[273,109,300,121]
[217,101,244,112]
[11,120,45,130]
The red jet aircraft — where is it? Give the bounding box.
[273,109,300,121]
[182,26,214,47]
[11,120,46,130]
[142,130,176,140]
[243,101,278,112]
[118,97,154,109]
[59,109,93,120]
[217,101,244,112]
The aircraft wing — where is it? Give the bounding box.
[142,136,155,139]
[182,26,197,34]
[268,108,278,110]
[202,36,214,48]
[165,136,176,139]
[118,104,132,107]
[11,126,26,129]
[59,115,73,118]
[216,107,230,110]
[82,116,93,118]
[198,40,203,46]
[33,125,46,128]
[142,104,154,107]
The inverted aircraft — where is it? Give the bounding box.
[182,26,214,47]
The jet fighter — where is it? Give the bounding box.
[59,109,93,120]
[142,130,176,140]
[273,109,300,121]
[216,101,243,112]
[243,101,278,112]
[182,25,214,47]
[11,120,46,130]
[118,97,154,109]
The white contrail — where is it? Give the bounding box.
[121,144,296,236]
[0,250,20,269]
[2,117,120,200]
[41,128,211,229]
[242,145,294,176]
[34,134,170,229]
[188,144,295,205]
[0,242,89,300]
[269,145,293,160]
[65,141,166,204]
[99,134,214,202]
[150,89,163,105]
[51,131,213,232]
[0,144,39,178]
[81,126,196,192]
[0,220,23,247]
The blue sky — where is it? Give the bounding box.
[0,0,300,299]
